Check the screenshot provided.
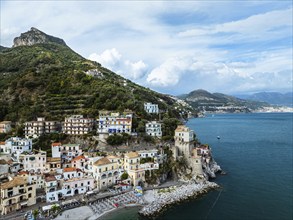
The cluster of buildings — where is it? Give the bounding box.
[0,135,166,215]
[0,102,159,139]
[0,102,218,216]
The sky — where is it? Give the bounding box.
[1,1,292,96]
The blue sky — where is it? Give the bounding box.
[1,1,292,95]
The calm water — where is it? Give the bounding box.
[102,113,293,220]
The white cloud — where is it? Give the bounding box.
[89,48,122,69]
[1,1,292,95]
[88,48,148,80]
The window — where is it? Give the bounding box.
[28,193,32,198]
[75,184,77,187]
[81,183,83,187]
[28,187,32,191]
[88,181,90,185]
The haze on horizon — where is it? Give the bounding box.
[1,1,292,96]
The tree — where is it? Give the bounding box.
[121,172,128,180]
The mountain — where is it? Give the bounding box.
[240,92,293,107]
[13,27,67,47]
[0,28,193,122]
[179,89,269,112]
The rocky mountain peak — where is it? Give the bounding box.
[13,27,67,47]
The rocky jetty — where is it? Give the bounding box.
[13,27,67,47]
[139,181,219,217]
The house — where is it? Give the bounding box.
[0,121,12,134]
[137,149,158,158]
[63,167,84,180]
[62,176,95,197]
[71,155,87,170]
[4,137,32,159]
[45,175,60,203]
[46,157,62,172]
[18,150,47,173]
[144,103,159,114]
[124,152,145,186]
[63,115,94,135]
[145,121,162,138]
[0,141,9,154]
[24,117,61,138]
[51,143,82,162]
[0,176,36,215]
[93,157,119,191]
[97,111,133,134]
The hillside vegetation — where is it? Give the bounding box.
[0,28,193,123]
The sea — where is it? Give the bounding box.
[100,113,293,220]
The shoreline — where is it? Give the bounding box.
[53,181,220,220]
[139,181,219,217]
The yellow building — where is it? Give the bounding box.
[93,157,119,190]
[124,152,145,186]
[0,176,36,215]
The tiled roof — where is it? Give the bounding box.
[175,125,188,132]
[71,155,86,162]
[52,142,61,147]
[63,167,77,172]
[94,157,111,166]
[0,176,26,189]
[45,176,57,182]
[125,151,139,158]
[18,171,29,175]
[0,141,5,145]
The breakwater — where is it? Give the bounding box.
[139,181,220,217]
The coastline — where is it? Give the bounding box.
[53,181,219,220]
[139,181,219,217]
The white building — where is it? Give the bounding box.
[51,143,82,162]
[97,111,132,134]
[18,150,47,173]
[145,121,162,138]
[24,117,60,138]
[144,103,159,114]
[0,121,12,133]
[63,115,94,135]
[137,149,158,158]
[4,137,32,158]
[0,141,9,154]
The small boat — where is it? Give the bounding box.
[217,136,220,140]
[220,171,227,175]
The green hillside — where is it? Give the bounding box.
[0,28,193,123]
[179,89,269,112]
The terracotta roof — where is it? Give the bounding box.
[0,141,5,145]
[47,157,61,162]
[175,125,188,132]
[52,142,61,147]
[125,152,139,158]
[18,171,29,175]
[0,176,26,189]
[71,155,86,162]
[94,157,111,166]
[45,176,57,182]
[63,167,77,172]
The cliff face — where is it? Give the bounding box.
[13,27,66,47]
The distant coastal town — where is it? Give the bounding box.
[0,102,221,220]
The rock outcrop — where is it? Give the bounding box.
[13,27,67,47]
[140,181,219,217]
